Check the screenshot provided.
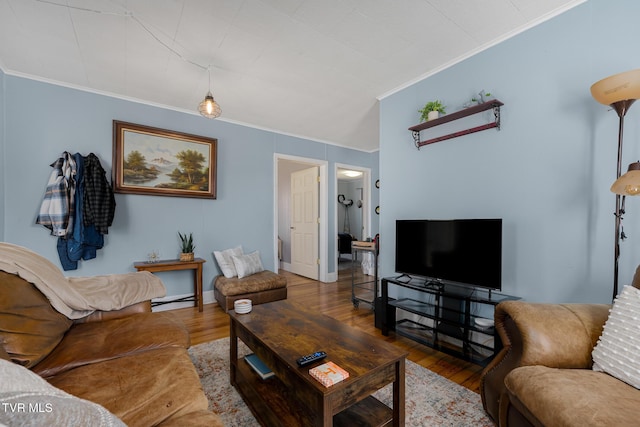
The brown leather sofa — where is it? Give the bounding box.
[0,269,222,426]
[480,281,640,426]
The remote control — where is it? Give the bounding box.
[296,351,327,367]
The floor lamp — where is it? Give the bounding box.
[591,69,640,300]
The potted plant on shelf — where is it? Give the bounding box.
[418,100,446,122]
[178,232,195,262]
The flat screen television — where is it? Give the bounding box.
[395,219,502,291]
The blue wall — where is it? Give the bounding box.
[379,0,640,303]
[1,75,377,298]
[6,0,637,305]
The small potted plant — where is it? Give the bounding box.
[418,100,446,122]
[178,232,195,262]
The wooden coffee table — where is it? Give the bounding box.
[229,300,408,427]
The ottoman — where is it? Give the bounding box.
[214,270,287,312]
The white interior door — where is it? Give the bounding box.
[290,166,319,280]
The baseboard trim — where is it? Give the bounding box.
[152,290,216,312]
[282,262,338,283]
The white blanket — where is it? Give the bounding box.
[0,242,166,319]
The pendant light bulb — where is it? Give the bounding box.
[198,67,221,119]
[198,92,221,119]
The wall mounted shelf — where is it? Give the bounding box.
[409,99,504,149]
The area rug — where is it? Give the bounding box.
[188,338,493,426]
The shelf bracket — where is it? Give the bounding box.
[412,130,421,149]
[493,105,501,130]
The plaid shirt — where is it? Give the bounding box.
[36,152,76,237]
[83,153,115,234]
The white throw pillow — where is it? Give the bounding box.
[232,251,264,279]
[592,285,640,389]
[213,246,243,278]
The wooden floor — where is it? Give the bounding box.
[169,263,485,393]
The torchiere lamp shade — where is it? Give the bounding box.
[591,69,640,106]
[611,162,640,196]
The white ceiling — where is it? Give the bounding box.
[0,0,584,152]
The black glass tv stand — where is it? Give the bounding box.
[378,276,519,366]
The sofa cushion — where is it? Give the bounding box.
[214,270,287,297]
[213,246,243,278]
[592,285,640,388]
[47,347,210,427]
[33,311,190,378]
[505,365,640,426]
[0,271,72,368]
[232,251,264,278]
[0,358,125,427]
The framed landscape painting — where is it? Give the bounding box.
[113,121,217,199]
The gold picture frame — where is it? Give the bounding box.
[113,121,217,199]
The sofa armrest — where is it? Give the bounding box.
[480,300,610,423]
[73,301,151,324]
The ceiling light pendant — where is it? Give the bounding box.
[198,67,221,119]
[199,91,221,119]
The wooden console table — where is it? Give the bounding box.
[134,258,206,312]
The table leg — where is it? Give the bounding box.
[322,405,332,427]
[393,359,405,427]
[230,320,238,386]
[196,264,203,312]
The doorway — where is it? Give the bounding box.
[274,154,328,282]
[335,164,371,269]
